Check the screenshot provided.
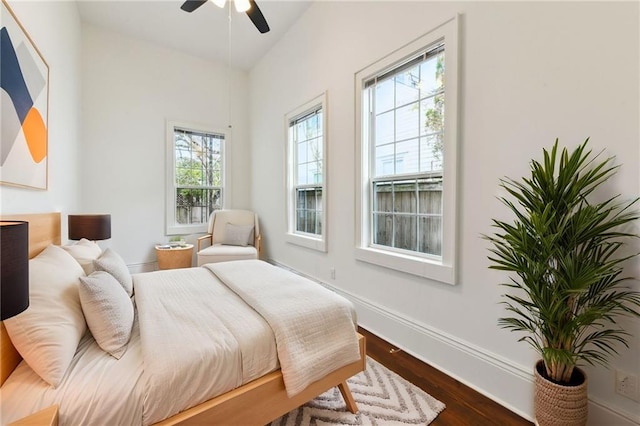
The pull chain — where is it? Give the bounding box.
[227,2,232,129]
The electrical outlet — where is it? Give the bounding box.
[615,370,639,401]
[330,267,336,280]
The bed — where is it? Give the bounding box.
[0,212,366,425]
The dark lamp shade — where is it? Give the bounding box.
[68,214,111,241]
[1,221,29,320]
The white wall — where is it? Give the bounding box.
[0,1,82,238]
[249,1,640,424]
[81,24,251,269]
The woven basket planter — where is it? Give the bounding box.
[534,360,588,426]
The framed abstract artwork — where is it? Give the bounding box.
[1,0,49,190]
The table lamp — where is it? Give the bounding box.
[68,214,111,241]
[1,221,29,320]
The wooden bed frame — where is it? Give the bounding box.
[0,212,366,425]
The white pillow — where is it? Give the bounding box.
[62,238,102,274]
[79,271,134,359]
[4,245,87,387]
[221,223,254,247]
[93,248,133,297]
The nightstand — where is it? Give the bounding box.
[9,405,59,426]
[155,244,194,270]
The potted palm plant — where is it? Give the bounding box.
[486,139,640,426]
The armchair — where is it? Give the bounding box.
[196,209,261,266]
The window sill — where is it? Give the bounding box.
[354,246,455,285]
[285,233,327,252]
[166,224,207,236]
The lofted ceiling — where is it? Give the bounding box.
[76,0,313,70]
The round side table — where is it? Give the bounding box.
[155,244,194,270]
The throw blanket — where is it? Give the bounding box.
[206,260,361,397]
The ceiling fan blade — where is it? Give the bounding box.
[180,0,208,13]
[246,0,270,33]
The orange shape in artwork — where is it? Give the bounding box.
[23,107,47,163]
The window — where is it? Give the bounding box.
[166,122,227,235]
[355,16,459,284]
[285,93,327,251]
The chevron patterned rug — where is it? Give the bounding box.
[271,357,446,425]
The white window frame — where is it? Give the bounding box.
[355,16,459,285]
[285,93,328,252]
[165,120,229,235]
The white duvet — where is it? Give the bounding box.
[1,316,145,425]
[134,267,278,425]
[1,261,359,425]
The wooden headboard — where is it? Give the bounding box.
[1,212,61,386]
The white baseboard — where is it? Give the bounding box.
[127,261,157,274]
[588,397,640,426]
[268,259,640,426]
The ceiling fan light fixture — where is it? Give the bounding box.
[181,0,268,34]
[234,0,250,13]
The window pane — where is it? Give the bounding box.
[393,180,417,214]
[395,102,419,141]
[395,138,419,175]
[394,215,416,251]
[295,121,306,142]
[174,131,224,188]
[372,177,443,253]
[297,164,307,185]
[375,110,394,146]
[419,52,444,96]
[419,216,442,256]
[373,213,393,247]
[296,188,306,210]
[306,189,316,210]
[309,136,322,163]
[420,135,443,172]
[306,211,316,233]
[306,161,319,184]
[316,211,322,235]
[306,115,319,139]
[375,78,394,113]
[175,188,220,225]
[210,151,222,186]
[421,94,444,136]
[295,187,322,236]
[374,144,395,177]
[373,181,393,213]
[418,180,443,214]
[317,112,323,136]
[296,210,305,233]
[395,66,420,107]
[297,140,308,165]
[211,137,221,152]
[175,165,193,186]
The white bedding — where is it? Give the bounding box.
[1,267,279,426]
[134,267,278,425]
[1,317,144,425]
[1,261,358,425]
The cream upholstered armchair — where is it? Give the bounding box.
[196,209,261,266]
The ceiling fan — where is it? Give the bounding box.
[180,0,270,34]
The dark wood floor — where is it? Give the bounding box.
[358,327,534,426]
